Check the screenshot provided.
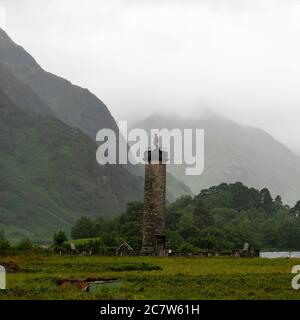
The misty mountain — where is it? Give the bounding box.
[294,147,300,157]
[0,28,191,200]
[0,28,146,242]
[0,28,117,139]
[0,89,144,242]
[0,63,53,116]
[0,29,192,242]
[134,113,300,205]
[166,172,193,203]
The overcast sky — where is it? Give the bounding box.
[1,0,300,152]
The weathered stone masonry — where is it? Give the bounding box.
[141,149,167,256]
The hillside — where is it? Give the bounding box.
[166,172,193,203]
[0,90,143,243]
[0,29,193,243]
[134,113,300,205]
[0,63,53,116]
[0,28,117,139]
[0,28,190,203]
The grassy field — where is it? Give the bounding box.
[0,254,300,300]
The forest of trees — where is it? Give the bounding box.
[69,182,300,253]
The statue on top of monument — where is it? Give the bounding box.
[154,133,159,150]
[154,133,163,150]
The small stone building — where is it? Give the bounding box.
[116,242,134,256]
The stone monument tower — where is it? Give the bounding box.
[141,140,168,256]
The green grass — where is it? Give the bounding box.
[0,254,300,300]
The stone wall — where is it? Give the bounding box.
[141,150,167,256]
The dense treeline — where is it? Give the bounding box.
[70,182,300,252]
[70,202,143,253]
[0,231,38,253]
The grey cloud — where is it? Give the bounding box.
[2,0,300,152]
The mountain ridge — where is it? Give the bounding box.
[0,88,144,242]
[134,112,300,205]
[0,27,117,139]
[0,29,192,242]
